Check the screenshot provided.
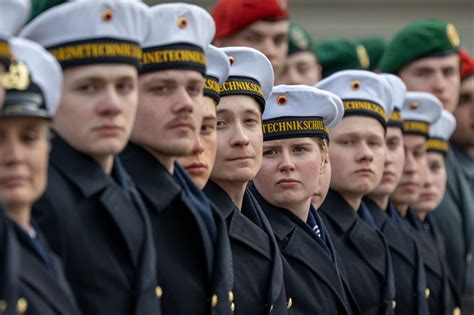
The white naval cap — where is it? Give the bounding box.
[141,3,215,75]
[219,46,274,112]
[380,73,407,129]
[0,0,31,36]
[427,110,456,154]
[315,69,394,128]
[262,85,344,141]
[2,37,62,118]
[401,91,443,138]
[204,45,230,104]
[20,0,150,69]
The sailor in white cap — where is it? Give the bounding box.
[409,109,461,315]
[391,91,442,217]
[118,4,234,314]
[202,46,288,314]
[20,2,162,315]
[250,84,361,314]
[364,73,431,315]
[177,45,230,189]
[316,69,397,315]
[0,36,81,315]
[412,110,456,215]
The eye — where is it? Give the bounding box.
[414,149,426,158]
[201,123,215,134]
[339,139,353,145]
[216,120,227,129]
[21,131,38,144]
[293,146,308,153]
[149,84,168,94]
[76,83,96,93]
[188,85,203,96]
[368,140,383,147]
[263,148,278,156]
[117,81,134,94]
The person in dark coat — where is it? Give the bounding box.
[432,49,474,314]
[21,2,161,314]
[411,110,461,315]
[198,46,287,314]
[120,4,234,314]
[391,92,459,315]
[365,74,429,315]
[0,37,80,315]
[316,70,396,315]
[251,84,360,314]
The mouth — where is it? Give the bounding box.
[419,192,437,200]
[168,121,195,132]
[93,124,123,134]
[184,162,208,175]
[0,175,28,187]
[399,181,419,189]
[277,178,301,186]
[354,168,374,176]
[226,156,253,162]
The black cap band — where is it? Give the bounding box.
[387,108,403,130]
[343,99,387,128]
[141,43,206,75]
[262,116,328,141]
[220,76,265,111]
[204,75,220,104]
[403,120,430,138]
[427,137,449,155]
[48,37,142,69]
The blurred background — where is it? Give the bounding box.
[145,0,474,53]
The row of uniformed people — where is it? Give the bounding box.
[0,1,464,315]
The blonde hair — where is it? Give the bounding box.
[312,137,329,166]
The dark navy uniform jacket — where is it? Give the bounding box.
[120,142,234,315]
[1,206,81,315]
[405,210,460,315]
[364,197,429,315]
[319,190,395,315]
[204,181,287,314]
[251,185,360,315]
[33,136,161,315]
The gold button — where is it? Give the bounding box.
[230,302,235,312]
[287,297,293,309]
[16,298,28,314]
[211,294,218,307]
[392,300,397,310]
[155,286,163,298]
[425,288,430,299]
[228,291,234,302]
[0,300,7,312]
[452,307,461,315]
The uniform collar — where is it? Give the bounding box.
[319,189,358,232]
[120,142,181,210]
[49,136,116,197]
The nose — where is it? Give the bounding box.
[1,138,24,166]
[172,86,194,115]
[278,149,295,172]
[96,86,122,116]
[356,141,374,163]
[230,121,250,148]
[191,134,205,155]
[403,151,417,175]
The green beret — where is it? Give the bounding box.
[357,37,386,71]
[379,19,461,74]
[288,23,314,56]
[30,0,66,21]
[313,37,369,78]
